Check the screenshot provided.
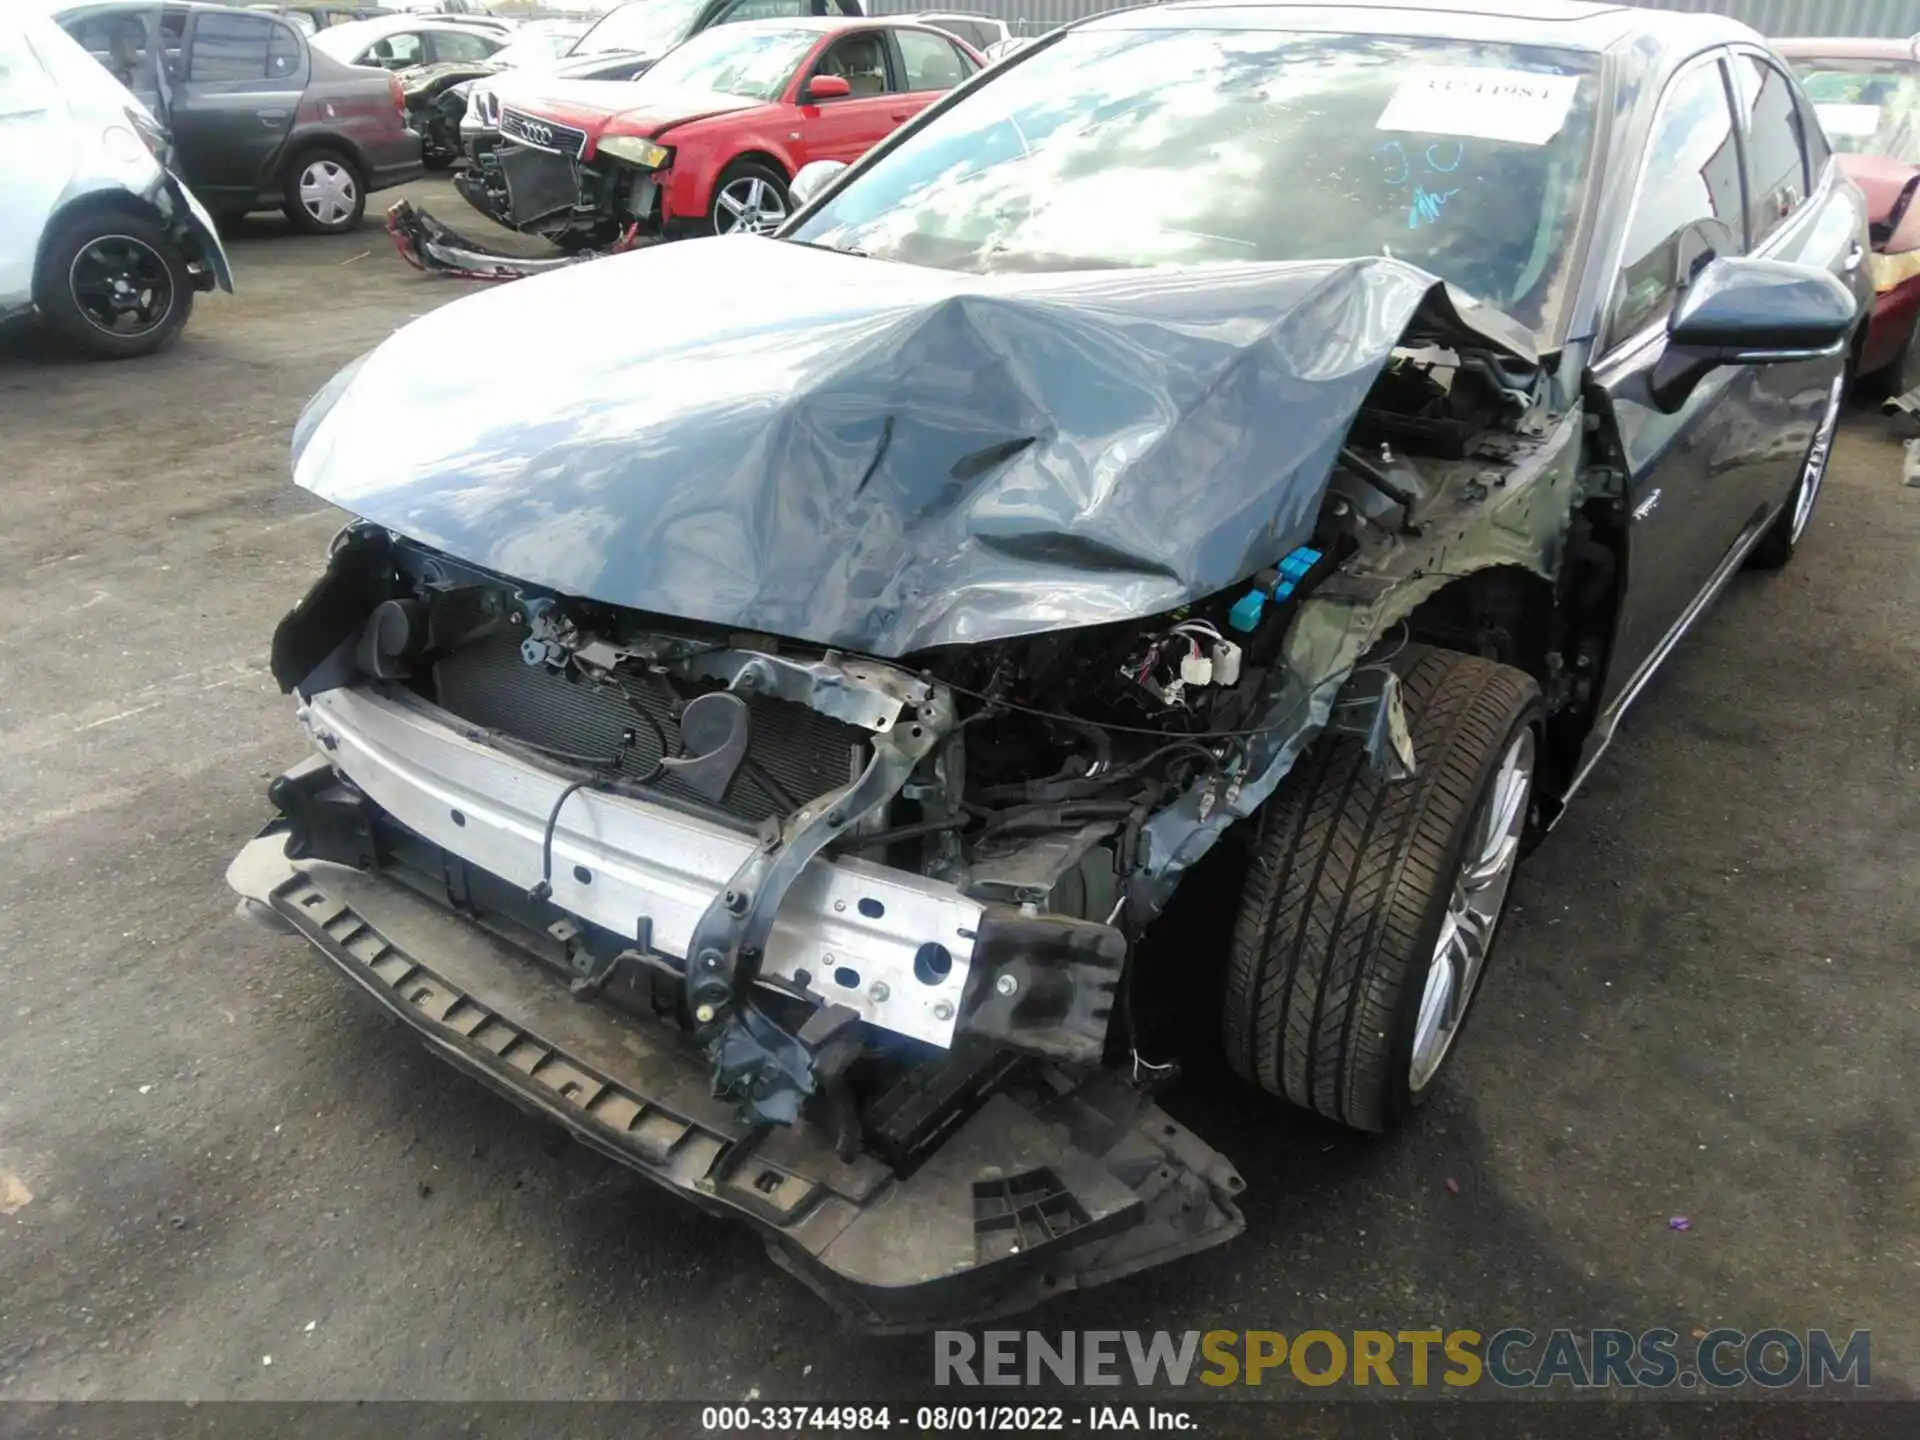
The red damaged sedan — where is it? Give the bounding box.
[454,17,980,246]
[1781,37,1920,393]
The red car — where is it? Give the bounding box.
[456,17,980,246]
[1780,37,1920,393]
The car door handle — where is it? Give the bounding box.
[1844,241,1864,274]
[890,112,909,122]
[260,109,289,124]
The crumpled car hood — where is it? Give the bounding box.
[293,239,1533,656]
[497,81,760,139]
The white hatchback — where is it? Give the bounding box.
[0,10,232,358]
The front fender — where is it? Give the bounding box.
[162,172,234,294]
[667,133,799,222]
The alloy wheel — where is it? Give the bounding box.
[714,176,787,235]
[67,236,174,339]
[299,160,359,227]
[1409,726,1534,1091]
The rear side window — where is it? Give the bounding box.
[63,11,153,89]
[432,28,498,63]
[365,31,424,67]
[930,19,990,50]
[1736,55,1811,247]
[189,13,294,80]
[270,22,302,75]
[896,28,972,91]
[1611,59,1743,344]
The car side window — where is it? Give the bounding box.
[1609,58,1743,346]
[714,0,807,24]
[1735,55,1811,247]
[952,21,995,51]
[269,22,302,76]
[63,12,154,90]
[365,30,424,67]
[814,32,892,96]
[431,28,498,63]
[189,13,292,81]
[895,28,973,93]
[1796,85,1833,178]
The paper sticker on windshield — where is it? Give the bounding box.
[1815,102,1882,138]
[1377,67,1580,146]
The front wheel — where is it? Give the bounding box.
[1747,372,1843,571]
[1221,644,1541,1133]
[283,149,367,235]
[34,210,194,359]
[707,160,789,237]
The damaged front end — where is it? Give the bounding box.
[236,530,1257,1326]
[393,112,665,280]
[238,246,1587,1323]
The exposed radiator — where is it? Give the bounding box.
[430,634,867,825]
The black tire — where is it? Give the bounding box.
[1222,644,1541,1133]
[1889,318,1920,398]
[707,159,789,237]
[282,147,368,235]
[34,209,194,360]
[1860,314,1919,401]
[1747,370,1844,571]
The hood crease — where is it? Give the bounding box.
[292,241,1532,655]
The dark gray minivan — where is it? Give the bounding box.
[54,1,423,233]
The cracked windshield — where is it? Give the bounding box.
[794,29,1600,335]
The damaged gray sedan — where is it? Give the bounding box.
[230,1,1865,1328]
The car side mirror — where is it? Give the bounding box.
[805,73,851,102]
[1650,256,1857,413]
[788,158,847,208]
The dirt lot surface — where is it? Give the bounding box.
[1,180,1916,1403]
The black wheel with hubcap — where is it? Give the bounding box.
[283,148,367,235]
[1221,643,1542,1133]
[34,211,194,359]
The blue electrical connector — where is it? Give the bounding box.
[1272,544,1322,599]
[1228,589,1266,632]
[1227,545,1324,633]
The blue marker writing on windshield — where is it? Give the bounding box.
[1409,185,1462,228]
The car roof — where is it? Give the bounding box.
[1773,36,1920,62]
[1086,0,1760,55]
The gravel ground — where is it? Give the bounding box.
[1,180,1915,1404]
